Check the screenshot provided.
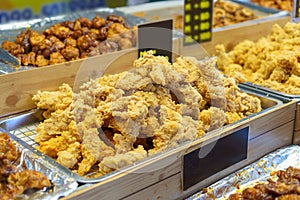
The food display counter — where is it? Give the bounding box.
[0,0,299,200]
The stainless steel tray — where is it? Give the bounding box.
[0,8,145,73]
[0,89,283,183]
[241,82,300,101]
[186,144,300,200]
[0,131,78,200]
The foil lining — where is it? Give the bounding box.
[1,132,78,200]
[186,145,300,200]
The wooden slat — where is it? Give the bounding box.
[118,121,295,200]
[294,103,300,144]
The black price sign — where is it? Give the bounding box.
[138,19,173,63]
[293,0,300,22]
[182,126,249,190]
[184,0,213,45]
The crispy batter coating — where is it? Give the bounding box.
[216,22,300,95]
[32,51,262,177]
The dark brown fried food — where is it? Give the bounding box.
[1,15,136,67]
[228,167,300,200]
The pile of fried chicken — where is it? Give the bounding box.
[0,133,51,199]
[32,52,262,177]
[228,166,300,199]
[216,22,300,95]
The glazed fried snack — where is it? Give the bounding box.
[228,167,300,199]
[32,52,261,177]
[213,0,256,28]
[2,15,137,67]
[216,22,300,95]
[251,0,292,12]
[0,133,51,199]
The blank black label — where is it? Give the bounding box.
[183,126,249,190]
[138,19,173,63]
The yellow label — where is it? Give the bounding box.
[0,0,106,24]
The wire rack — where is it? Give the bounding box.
[9,122,40,147]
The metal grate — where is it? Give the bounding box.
[10,122,40,147]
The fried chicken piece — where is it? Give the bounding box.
[37,124,80,158]
[35,107,74,142]
[78,128,115,176]
[7,170,51,195]
[0,133,18,161]
[98,145,147,175]
[57,142,81,169]
[32,83,73,113]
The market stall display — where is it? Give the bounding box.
[0,1,298,199]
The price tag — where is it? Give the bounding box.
[293,0,300,22]
[184,0,213,45]
[182,126,249,190]
[138,19,173,63]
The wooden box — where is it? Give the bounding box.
[294,102,300,144]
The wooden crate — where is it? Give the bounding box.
[62,100,296,200]
[293,102,300,144]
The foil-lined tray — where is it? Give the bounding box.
[0,88,283,183]
[186,145,300,200]
[0,8,145,74]
[0,131,78,200]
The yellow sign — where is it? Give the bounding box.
[0,0,106,24]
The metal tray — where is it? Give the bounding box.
[241,82,300,102]
[117,0,289,32]
[0,89,283,183]
[0,8,145,74]
[186,144,300,200]
[0,131,78,200]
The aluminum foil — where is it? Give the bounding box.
[186,145,300,200]
[0,131,78,200]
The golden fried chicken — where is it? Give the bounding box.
[216,22,300,95]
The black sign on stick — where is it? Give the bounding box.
[293,0,300,22]
[184,0,213,45]
[138,19,173,63]
[183,126,249,190]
